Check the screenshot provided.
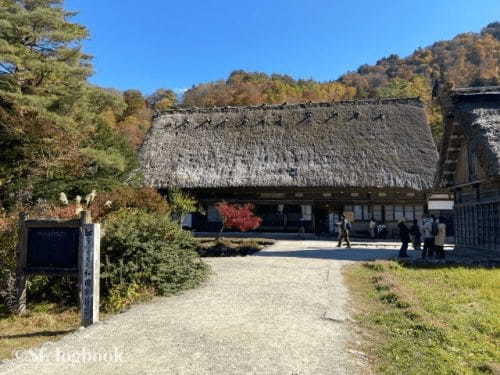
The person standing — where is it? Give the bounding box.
[422,215,435,259]
[434,217,447,259]
[369,218,376,239]
[409,219,422,251]
[337,215,352,248]
[398,220,410,257]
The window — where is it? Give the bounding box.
[395,205,404,221]
[363,205,370,220]
[354,205,363,221]
[352,205,372,220]
[373,205,383,221]
[415,205,424,220]
[385,205,394,221]
[301,205,312,220]
[404,205,415,221]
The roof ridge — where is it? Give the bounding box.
[154,97,423,117]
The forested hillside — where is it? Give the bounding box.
[182,22,500,139]
[339,22,499,96]
[184,22,499,104]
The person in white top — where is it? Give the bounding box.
[421,215,436,259]
[369,219,376,239]
[434,217,447,259]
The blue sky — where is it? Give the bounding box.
[65,0,499,95]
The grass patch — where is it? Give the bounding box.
[344,261,500,375]
[196,237,274,257]
[0,303,79,361]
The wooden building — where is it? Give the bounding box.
[140,98,438,236]
[436,86,500,251]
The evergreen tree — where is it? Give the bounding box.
[0,0,92,119]
[0,0,140,208]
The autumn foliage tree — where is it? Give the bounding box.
[215,203,262,236]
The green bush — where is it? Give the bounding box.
[102,283,154,313]
[101,209,210,299]
[26,275,79,306]
[0,216,17,309]
[0,225,16,271]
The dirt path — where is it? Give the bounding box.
[1,241,406,375]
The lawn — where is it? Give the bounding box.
[344,261,500,375]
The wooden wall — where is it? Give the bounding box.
[454,184,500,251]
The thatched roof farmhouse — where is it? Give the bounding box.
[436,86,500,251]
[141,98,437,190]
[140,98,439,234]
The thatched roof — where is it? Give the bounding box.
[436,87,500,187]
[139,98,438,191]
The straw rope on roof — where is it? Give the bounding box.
[139,98,438,191]
[436,87,500,187]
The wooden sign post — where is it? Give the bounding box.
[15,211,100,327]
[80,222,100,327]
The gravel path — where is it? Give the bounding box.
[1,240,407,375]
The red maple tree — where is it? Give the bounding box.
[215,203,262,235]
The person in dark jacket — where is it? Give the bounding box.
[336,215,351,248]
[398,220,410,257]
[409,219,422,251]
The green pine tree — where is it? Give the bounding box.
[0,1,139,208]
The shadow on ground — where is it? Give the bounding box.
[0,329,75,340]
[255,242,497,268]
[254,247,414,261]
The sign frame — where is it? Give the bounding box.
[15,211,100,327]
[23,219,81,274]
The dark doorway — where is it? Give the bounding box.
[314,207,330,235]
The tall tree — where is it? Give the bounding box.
[0,0,92,119]
[147,88,176,112]
[0,1,139,207]
[377,76,443,140]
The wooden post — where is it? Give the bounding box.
[79,211,100,327]
[15,212,28,315]
[78,210,91,308]
[80,210,92,225]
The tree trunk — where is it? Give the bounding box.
[215,224,224,241]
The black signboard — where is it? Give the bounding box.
[26,227,80,272]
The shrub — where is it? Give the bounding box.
[0,213,17,310]
[102,283,154,313]
[0,213,16,270]
[166,189,197,222]
[101,209,209,299]
[29,201,80,219]
[26,275,79,306]
[90,186,170,221]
